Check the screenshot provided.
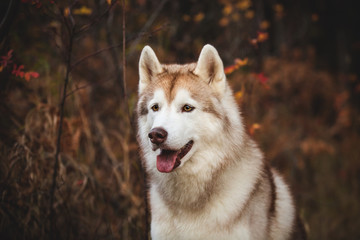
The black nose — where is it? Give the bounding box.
[148,127,168,145]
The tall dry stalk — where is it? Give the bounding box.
[121,0,130,187]
[121,1,131,238]
[49,12,75,238]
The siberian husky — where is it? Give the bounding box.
[136,44,305,240]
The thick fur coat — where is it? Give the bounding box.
[136,45,305,240]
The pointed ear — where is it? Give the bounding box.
[194,44,226,95]
[138,46,163,94]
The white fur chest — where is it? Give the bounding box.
[150,186,252,240]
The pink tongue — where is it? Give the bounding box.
[157,150,178,173]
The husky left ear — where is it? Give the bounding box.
[138,46,163,94]
[194,44,226,95]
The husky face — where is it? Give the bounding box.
[137,45,229,174]
[146,88,196,172]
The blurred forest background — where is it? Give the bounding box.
[0,0,359,239]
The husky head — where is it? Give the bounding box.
[137,45,242,175]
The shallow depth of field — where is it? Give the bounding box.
[0,0,359,239]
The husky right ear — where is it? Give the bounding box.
[194,44,226,95]
[138,46,163,94]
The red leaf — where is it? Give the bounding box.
[1,49,13,68]
[76,180,84,186]
[253,73,270,89]
[31,72,39,78]
[25,72,31,81]
[24,71,39,81]
[256,73,268,84]
[21,0,42,8]
[12,64,25,78]
[7,49,13,58]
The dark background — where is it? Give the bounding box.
[0,0,359,239]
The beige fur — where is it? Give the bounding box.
[137,45,305,240]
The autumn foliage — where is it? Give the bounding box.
[0,50,40,81]
[0,0,359,240]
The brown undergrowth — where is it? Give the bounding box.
[1,52,359,239]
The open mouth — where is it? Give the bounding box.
[156,140,194,173]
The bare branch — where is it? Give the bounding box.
[49,21,75,240]
[65,76,115,99]
[128,0,169,57]
[76,1,117,34]
[122,0,127,103]
[65,83,90,98]
[70,25,166,70]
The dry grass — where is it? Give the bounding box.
[1,53,359,239]
[0,1,359,239]
[230,56,360,239]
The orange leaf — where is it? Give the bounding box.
[73,6,92,15]
[224,65,237,75]
[245,10,255,19]
[222,5,233,16]
[274,4,284,19]
[257,31,269,42]
[64,7,70,17]
[249,123,261,135]
[182,14,191,22]
[25,72,31,81]
[194,12,205,22]
[249,38,258,47]
[235,57,248,66]
[224,58,248,75]
[260,20,270,30]
[234,90,243,100]
[273,4,284,13]
[236,0,251,10]
[219,17,230,27]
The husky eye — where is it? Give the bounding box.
[151,104,159,112]
[182,104,194,112]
